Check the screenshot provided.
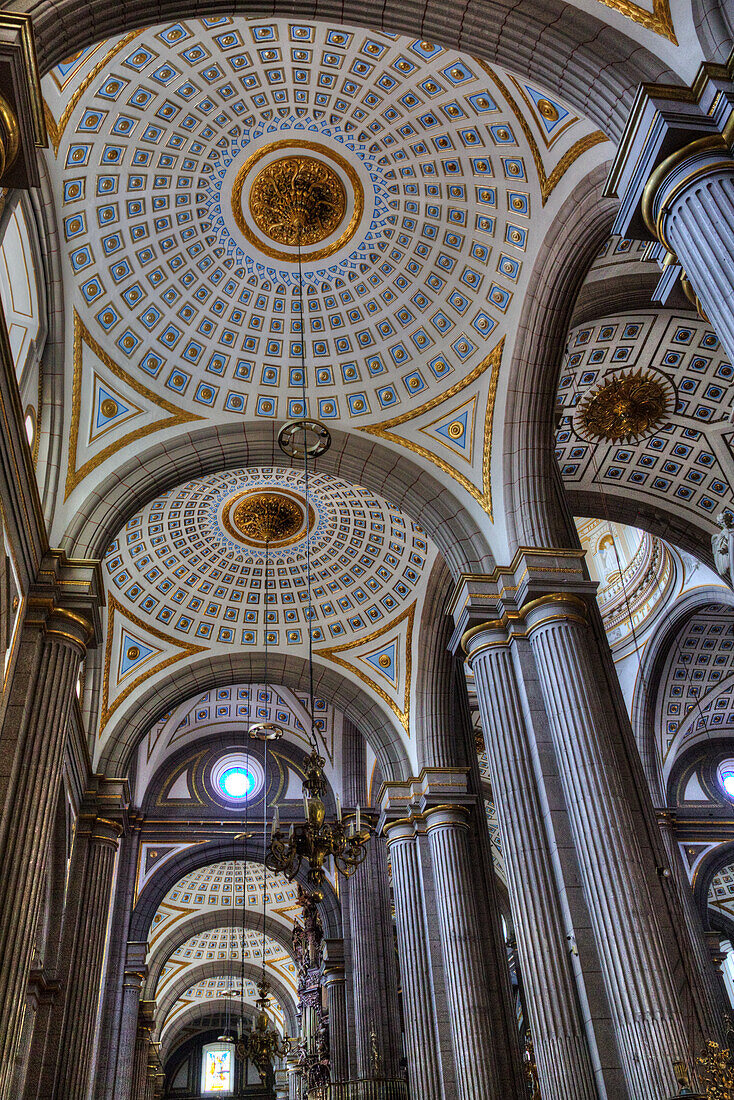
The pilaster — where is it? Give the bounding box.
[37,777,127,1100]
[322,939,348,1083]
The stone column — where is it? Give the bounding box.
[465,623,599,1100]
[382,818,445,1100]
[524,592,692,1098]
[342,720,402,1083]
[0,595,95,1100]
[131,1002,156,1100]
[422,791,509,1100]
[609,77,734,363]
[322,940,349,1082]
[657,811,728,1026]
[39,779,127,1099]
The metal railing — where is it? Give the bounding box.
[308,1081,409,1100]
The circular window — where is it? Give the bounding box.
[718,759,734,799]
[220,766,253,798]
[210,752,265,805]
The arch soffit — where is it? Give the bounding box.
[97,649,411,783]
[501,162,618,552]
[691,840,734,929]
[61,422,494,576]
[160,999,255,1064]
[630,585,734,798]
[156,959,297,1037]
[22,0,682,142]
[146,908,296,1001]
[129,838,341,944]
[663,677,734,788]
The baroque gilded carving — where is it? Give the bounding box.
[249,155,346,247]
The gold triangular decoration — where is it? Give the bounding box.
[66,311,203,500]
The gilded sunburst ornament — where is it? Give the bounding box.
[577,370,673,443]
[249,155,346,247]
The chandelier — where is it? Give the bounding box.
[236,976,291,1088]
[266,747,372,900]
[263,226,373,900]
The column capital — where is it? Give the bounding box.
[26,967,61,1008]
[79,774,130,839]
[321,937,345,979]
[123,940,149,986]
[26,549,104,649]
[607,63,734,243]
[446,549,594,655]
[378,767,473,834]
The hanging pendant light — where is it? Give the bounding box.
[264,227,373,901]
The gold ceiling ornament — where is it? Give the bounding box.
[230,491,306,546]
[231,139,364,262]
[576,369,673,444]
[249,155,346,247]
[220,488,314,548]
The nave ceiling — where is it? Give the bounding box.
[41,16,611,567]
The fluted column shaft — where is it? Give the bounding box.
[647,144,734,362]
[384,821,445,1100]
[0,608,89,1100]
[526,595,691,1099]
[323,964,349,1082]
[347,835,402,1080]
[44,811,123,1099]
[342,719,402,1083]
[468,631,599,1100]
[424,804,505,1100]
[131,1012,154,1100]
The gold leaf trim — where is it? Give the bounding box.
[596,0,676,41]
[100,594,207,733]
[44,31,144,155]
[358,339,503,520]
[477,61,608,205]
[66,310,203,500]
[316,603,415,733]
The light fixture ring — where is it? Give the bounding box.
[278,419,331,459]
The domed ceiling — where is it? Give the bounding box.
[150,861,300,947]
[99,466,434,761]
[43,17,608,547]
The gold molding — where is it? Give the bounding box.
[0,13,47,146]
[43,30,143,155]
[477,62,608,205]
[358,339,503,520]
[66,311,203,501]
[461,592,589,656]
[316,602,415,733]
[100,594,207,733]
[231,139,364,263]
[594,0,676,41]
[641,134,729,246]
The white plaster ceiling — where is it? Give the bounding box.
[43,17,609,554]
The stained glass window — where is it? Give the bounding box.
[201,1043,233,1093]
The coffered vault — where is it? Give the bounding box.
[41,17,611,565]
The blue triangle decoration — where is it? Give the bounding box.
[523,84,570,135]
[362,642,397,686]
[95,384,132,430]
[118,630,157,677]
[434,410,469,449]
